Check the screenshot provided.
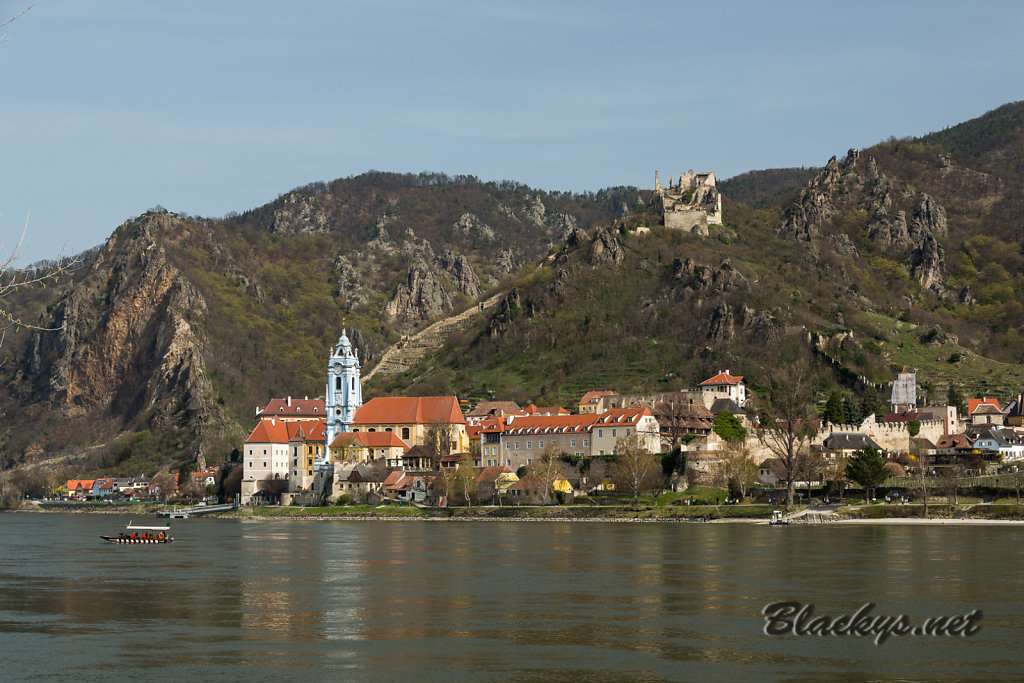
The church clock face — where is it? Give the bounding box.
[333,362,342,373]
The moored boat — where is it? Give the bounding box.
[101,522,174,544]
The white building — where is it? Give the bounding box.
[325,330,362,448]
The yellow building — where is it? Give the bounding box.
[352,396,469,453]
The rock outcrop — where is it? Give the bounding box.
[437,250,483,299]
[269,193,330,234]
[384,260,452,323]
[779,148,950,293]
[22,213,227,459]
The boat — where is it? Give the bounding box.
[769,510,791,526]
[100,521,174,544]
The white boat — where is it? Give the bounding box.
[100,521,174,544]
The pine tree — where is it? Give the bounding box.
[845,446,888,503]
[843,396,862,425]
[822,391,845,425]
[860,388,885,419]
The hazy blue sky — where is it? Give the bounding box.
[2,0,1023,263]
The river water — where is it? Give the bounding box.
[1,513,1021,681]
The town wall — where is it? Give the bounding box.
[816,415,946,453]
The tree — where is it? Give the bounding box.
[822,453,849,501]
[845,446,888,504]
[714,444,758,499]
[451,452,477,506]
[947,385,967,422]
[822,391,845,425]
[609,434,660,506]
[940,460,969,506]
[424,423,453,470]
[756,360,820,509]
[1005,466,1024,506]
[907,441,932,517]
[712,410,746,443]
[655,399,693,449]
[907,420,921,438]
[860,388,884,420]
[843,397,862,426]
[798,451,826,503]
[528,444,565,505]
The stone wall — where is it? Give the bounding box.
[816,415,946,453]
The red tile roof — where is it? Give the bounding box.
[258,397,326,418]
[968,398,1002,415]
[354,396,466,426]
[504,413,599,435]
[476,465,512,483]
[700,371,744,386]
[246,419,325,444]
[579,390,614,405]
[594,407,653,426]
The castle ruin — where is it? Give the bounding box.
[655,169,723,236]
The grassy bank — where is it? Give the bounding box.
[838,503,1024,520]
[219,502,779,521]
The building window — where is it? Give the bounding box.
[507,459,512,466]
[527,441,532,449]
[402,427,411,440]
[571,439,576,447]
[612,429,617,438]
[336,376,341,390]
[539,440,544,449]
[598,429,603,438]
[583,439,588,446]
[515,442,520,450]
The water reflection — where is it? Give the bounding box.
[2,515,1023,679]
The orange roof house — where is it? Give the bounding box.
[578,390,615,414]
[329,431,409,465]
[352,396,469,452]
[698,370,747,406]
[968,397,1002,415]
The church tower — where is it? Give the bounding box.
[325,330,362,449]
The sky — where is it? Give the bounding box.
[2,0,1023,264]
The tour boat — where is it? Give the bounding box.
[100,522,174,544]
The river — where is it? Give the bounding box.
[1,513,1020,681]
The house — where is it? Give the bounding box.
[820,432,882,458]
[973,428,1024,461]
[383,472,434,504]
[478,417,506,467]
[465,400,523,424]
[329,431,409,467]
[1004,394,1024,427]
[578,390,615,414]
[890,368,917,412]
[192,468,218,489]
[327,463,383,503]
[241,418,325,504]
[709,398,747,425]
[969,399,1004,427]
[256,396,326,422]
[288,421,327,493]
[934,433,971,456]
[698,370,747,407]
[64,479,95,500]
[475,466,517,504]
[500,413,599,469]
[401,445,436,471]
[590,407,661,456]
[352,395,469,452]
[651,399,715,445]
[758,458,788,487]
[508,473,552,505]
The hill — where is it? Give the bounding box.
[4,102,1024,484]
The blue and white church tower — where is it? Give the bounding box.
[325,330,362,449]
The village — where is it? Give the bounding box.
[53,330,1024,512]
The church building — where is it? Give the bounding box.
[325,330,362,447]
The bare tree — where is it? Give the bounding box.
[424,423,453,470]
[451,452,477,506]
[908,441,932,517]
[609,434,660,506]
[528,444,565,505]
[822,453,849,502]
[713,443,758,499]
[1006,465,1024,506]
[756,361,819,509]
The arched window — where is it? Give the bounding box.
[402,427,411,440]
[335,376,341,391]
